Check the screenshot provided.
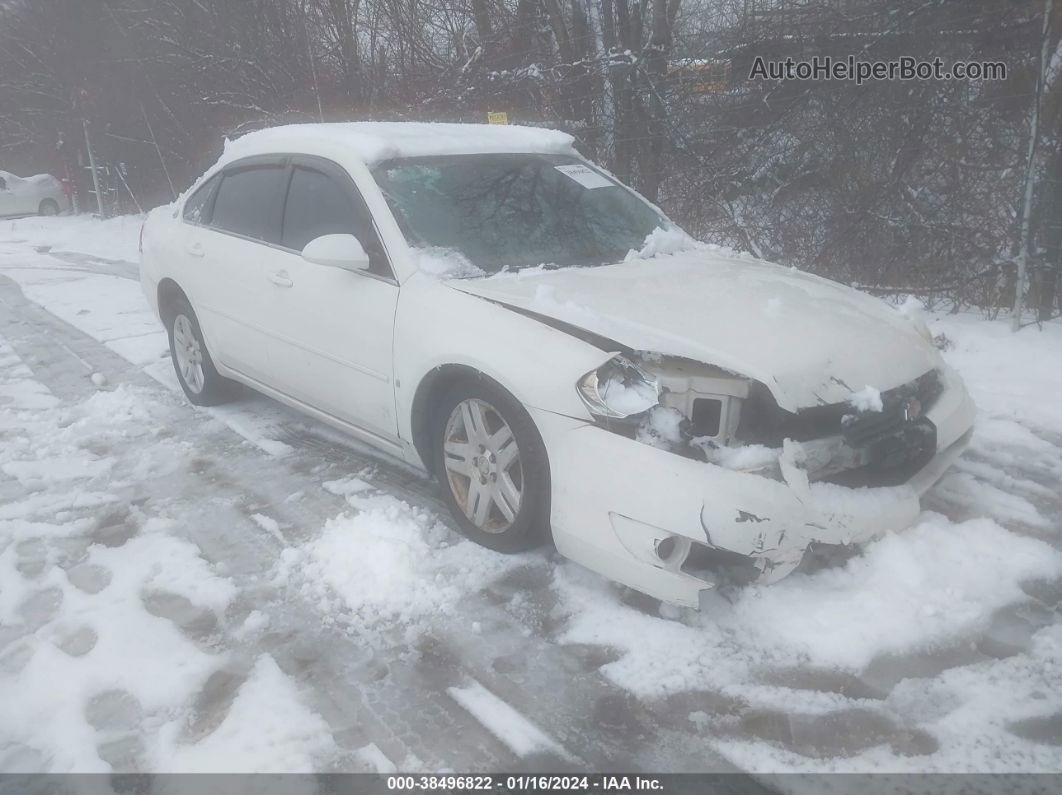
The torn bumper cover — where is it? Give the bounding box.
[535,363,975,608]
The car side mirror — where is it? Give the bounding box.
[301,234,370,272]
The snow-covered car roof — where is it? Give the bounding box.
[220,122,577,166]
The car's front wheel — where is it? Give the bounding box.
[38,199,59,216]
[166,298,234,406]
[432,382,551,553]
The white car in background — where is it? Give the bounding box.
[0,170,68,217]
[139,122,976,607]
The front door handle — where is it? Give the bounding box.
[186,242,204,258]
[268,270,293,288]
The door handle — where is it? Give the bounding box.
[186,242,204,258]
[268,270,293,288]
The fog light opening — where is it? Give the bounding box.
[655,535,691,569]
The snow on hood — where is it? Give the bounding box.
[450,251,940,412]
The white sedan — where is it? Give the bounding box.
[0,170,68,217]
[139,122,975,607]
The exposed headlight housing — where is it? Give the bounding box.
[577,355,660,419]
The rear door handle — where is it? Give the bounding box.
[268,270,293,288]
[186,242,204,258]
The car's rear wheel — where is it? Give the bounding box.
[432,382,550,553]
[38,199,59,216]
[166,298,234,406]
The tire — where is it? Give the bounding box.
[431,380,551,553]
[165,297,234,406]
[38,199,59,216]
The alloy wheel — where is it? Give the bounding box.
[172,314,205,394]
[442,398,523,533]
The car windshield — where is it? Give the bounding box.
[372,153,671,274]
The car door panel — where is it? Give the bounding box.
[264,160,400,440]
[264,253,399,437]
[181,162,285,382]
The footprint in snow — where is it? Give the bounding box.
[180,663,252,743]
[85,690,146,771]
[17,586,63,632]
[141,589,219,643]
[66,563,112,594]
[91,509,138,548]
[0,743,49,772]
[14,538,47,578]
[54,625,97,657]
[0,640,35,674]
[52,535,93,570]
[1008,713,1062,747]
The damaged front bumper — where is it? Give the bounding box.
[536,364,976,608]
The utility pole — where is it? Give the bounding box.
[82,117,106,219]
[1012,0,1054,331]
[303,9,324,122]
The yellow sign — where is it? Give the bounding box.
[487,111,509,125]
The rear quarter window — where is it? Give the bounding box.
[182,174,219,224]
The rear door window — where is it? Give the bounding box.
[210,165,285,241]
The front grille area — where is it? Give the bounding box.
[827,418,938,487]
[842,368,942,447]
[738,368,943,447]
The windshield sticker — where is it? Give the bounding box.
[554,164,613,190]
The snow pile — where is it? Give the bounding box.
[552,513,1062,771]
[596,359,659,416]
[696,441,780,472]
[625,225,701,261]
[599,376,658,416]
[412,246,485,279]
[635,405,686,450]
[290,488,520,640]
[724,516,1059,670]
[556,511,1060,688]
[847,385,884,413]
[897,295,932,341]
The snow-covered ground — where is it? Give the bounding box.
[0,215,1060,778]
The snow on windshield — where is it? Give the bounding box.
[373,153,673,274]
[624,225,702,260]
[410,246,486,279]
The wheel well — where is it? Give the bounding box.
[39,198,59,211]
[410,365,507,474]
[157,278,189,327]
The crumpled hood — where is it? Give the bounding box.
[450,250,940,412]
